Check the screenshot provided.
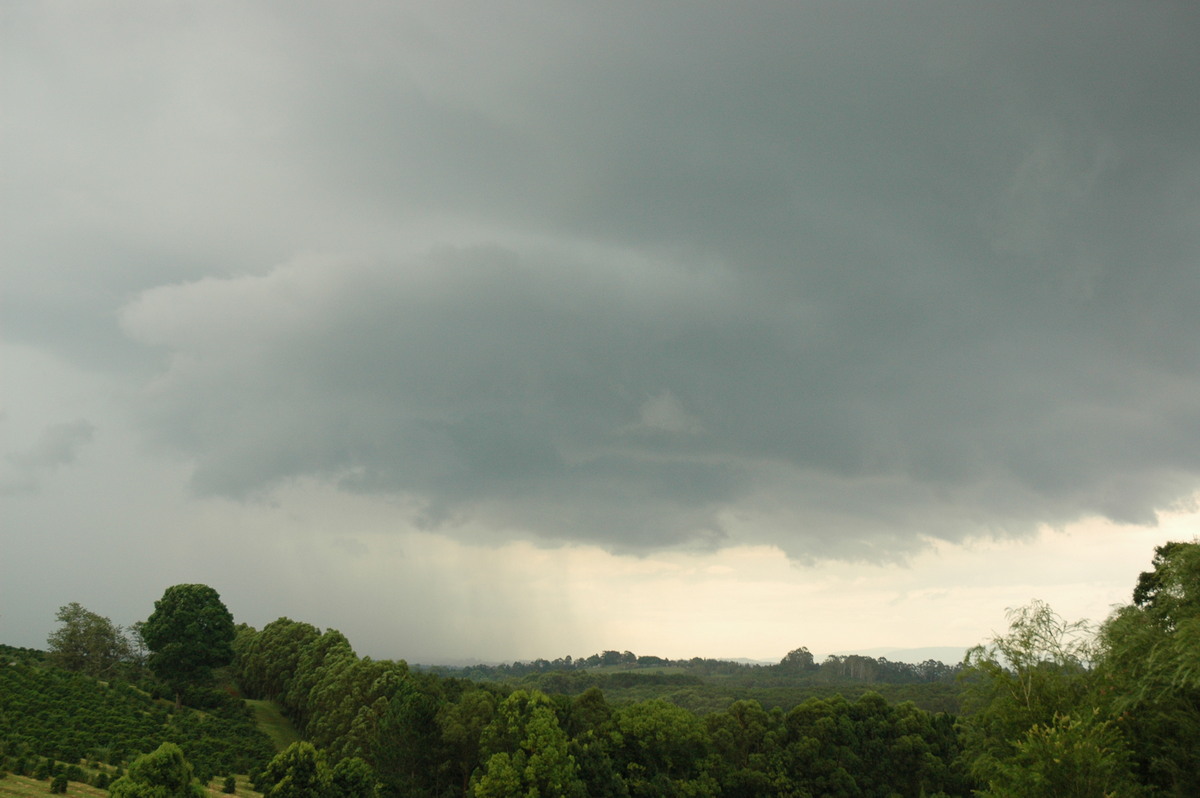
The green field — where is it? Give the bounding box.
[0,773,107,798]
[0,772,263,798]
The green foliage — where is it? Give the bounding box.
[45,602,132,678]
[235,618,321,701]
[282,629,355,732]
[612,698,716,797]
[143,584,236,705]
[372,674,450,796]
[1132,540,1200,629]
[259,741,332,798]
[108,742,205,798]
[9,547,1198,798]
[450,647,961,688]
[511,664,962,716]
[1096,539,1200,795]
[437,686,499,796]
[305,655,408,762]
[472,690,585,798]
[0,643,46,667]
[778,646,817,671]
[975,712,1139,798]
[774,692,967,797]
[330,756,378,798]
[0,656,273,777]
[49,773,68,793]
[960,599,1095,760]
[223,774,238,792]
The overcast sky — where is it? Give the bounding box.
[3,1,1199,664]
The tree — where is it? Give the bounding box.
[259,742,332,798]
[142,584,236,708]
[976,713,1138,798]
[108,742,205,798]
[282,628,354,732]
[373,675,448,797]
[472,690,586,798]
[438,687,498,796]
[235,617,321,701]
[45,602,131,677]
[330,757,378,798]
[1132,540,1200,629]
[612,699,716,797]
[960,600,1095,752]
[1096,538,1200,794]
[778,646,816,672]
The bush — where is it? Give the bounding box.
[108,742,205,798]
[50,774,68,793]
[223,775,237,793]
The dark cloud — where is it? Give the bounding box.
[8,2,1200,556]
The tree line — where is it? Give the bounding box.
[2,538,1197,796]
[437,647,960,686]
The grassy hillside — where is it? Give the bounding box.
[245,700,301,752]
[0,772,264,797]
[0,773,107,797]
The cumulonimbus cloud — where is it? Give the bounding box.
[8,1,1198,558]
[118,235,1200,557]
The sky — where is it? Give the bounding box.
[3,1,1199,665]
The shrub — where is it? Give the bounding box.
[50,774,68,793]
[223,774,237,793]
[108,742,204,798]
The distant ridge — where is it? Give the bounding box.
[411,647,969,670]
[825,646,968,665]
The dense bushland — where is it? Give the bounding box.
[2,538,1196,796]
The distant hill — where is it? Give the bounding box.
[827,646,968,665]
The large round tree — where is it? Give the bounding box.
[142,583,236,707]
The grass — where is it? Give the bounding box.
[197,774,262,797]
[0,771,263,798]
[0,773,107,797]
[245,699,300,752]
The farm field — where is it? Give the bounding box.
[0,773,262,798]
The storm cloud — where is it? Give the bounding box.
[7,2,1200,559]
